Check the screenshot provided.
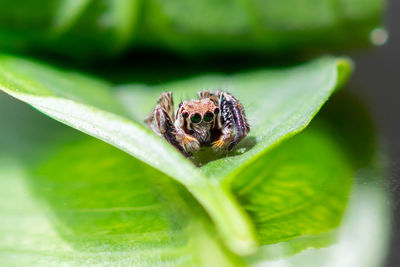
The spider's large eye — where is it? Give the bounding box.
[190,113,202,124]
[203,112,214,122]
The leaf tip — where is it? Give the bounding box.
[335,57,354,90]
[230,237,259,256]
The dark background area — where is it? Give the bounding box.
[348,1,399,266]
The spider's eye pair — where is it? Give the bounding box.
[191,111,215,123]
[182,111,215,124]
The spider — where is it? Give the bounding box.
[145,90,250,157]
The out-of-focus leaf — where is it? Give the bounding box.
[52,0,140,57]
[316,91,377,168]
[0,54,351,255]
[0,0,384,58]
[0,0,55,52]
[0,0,140,58]
[246,160,390,267]
[53,0,92,34]
[138,0,384,54]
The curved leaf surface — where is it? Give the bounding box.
[234,123,352,245]
[0,143,240,267]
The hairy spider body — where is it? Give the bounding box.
[146,90,250,157]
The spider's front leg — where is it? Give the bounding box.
[212,91,250,151]
[174,129,200,156]
[146,92,189,156]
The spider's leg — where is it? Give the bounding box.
[146,93,190,156]
[197,90,220,105]
[197,90,211,99]
[157,91,174,119]
[146,92,174,134]
[212,91,250,150]
[175,129,200,155]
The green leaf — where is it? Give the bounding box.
[245,161,390,266]
[0,144,241,266]
[116,57,352,181]
[234,122,352,246]
[0,54,352,255]
[53,0,93,34]
[0,120,353,266]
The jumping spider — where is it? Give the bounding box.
[146,90,250,157]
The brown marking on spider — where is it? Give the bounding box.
[145,90,250,157]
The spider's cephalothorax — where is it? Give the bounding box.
[146,90,250,157]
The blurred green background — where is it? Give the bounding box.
[0,0,385,60]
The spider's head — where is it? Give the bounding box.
[176,98,220,143]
